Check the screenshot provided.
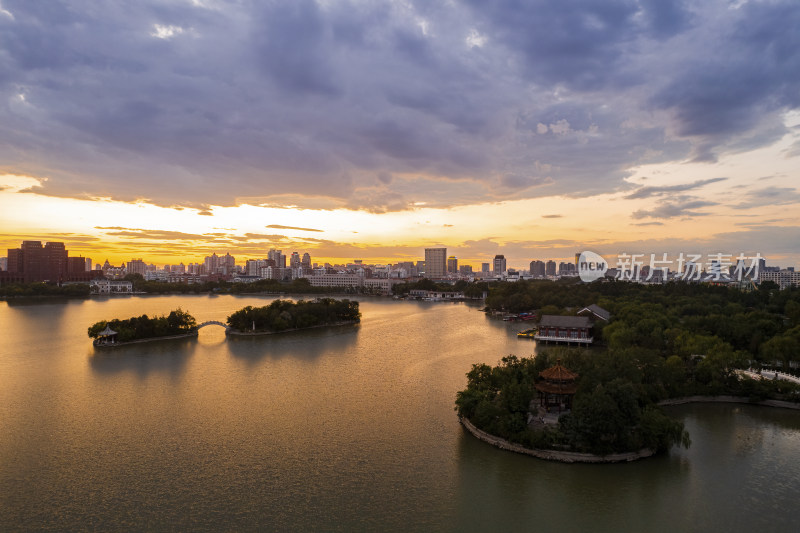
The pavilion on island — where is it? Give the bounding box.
[535,361,578,413]
[94,326,118,345]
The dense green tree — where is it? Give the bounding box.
[226,298,360,332]
[88,308,197,342]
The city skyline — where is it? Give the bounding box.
[5,238,797,282]
[1,1,799,268]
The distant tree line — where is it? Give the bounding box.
[0,282,91,298]
[87,308,197,342]
[226,298,361,332]
[123,274,339,295]
[393,279,488,298]
[485,278,800,371]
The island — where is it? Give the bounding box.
[226,298,361,335]
[456,354,691,462]
[88,308,198,346]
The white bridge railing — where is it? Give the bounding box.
[197,321,230,329]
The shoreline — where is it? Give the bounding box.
[459,417,656,464]
[92,331,199,348]
[226,320,359,336]
[460,395,800,463]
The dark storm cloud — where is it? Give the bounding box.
[463,0,642,91]
[0,0,798,210]
[650,1,800,160]
[252,0,340,97]
[639,0,693,39]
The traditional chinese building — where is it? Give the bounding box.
[535,361,579,412]
[534,315,593,345]
[577,304,611,323]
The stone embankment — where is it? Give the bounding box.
[459,417,655,464]
[93,331,198,348]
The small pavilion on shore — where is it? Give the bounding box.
[94,326,118,345]
[535,361,579,413]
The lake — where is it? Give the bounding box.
[1,295,799,531]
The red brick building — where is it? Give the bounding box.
[2,241,101,284]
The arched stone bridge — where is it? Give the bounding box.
[197,320,231,330]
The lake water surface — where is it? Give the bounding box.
[1,295,799,531]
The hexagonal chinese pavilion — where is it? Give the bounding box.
[535,361,578,413]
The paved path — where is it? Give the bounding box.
[739,369,800,385]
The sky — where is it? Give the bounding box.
[1,0,799,269]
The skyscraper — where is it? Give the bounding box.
[204,253,219,274]
[447,256,458,274]
[268,249,286,268]
[4,241,94,283]
[68,256,87,274]
[493,254,506,275]
[219,253,236,274]
[530,260,545,277]
[424,248,447,278]
[126,259,147,276]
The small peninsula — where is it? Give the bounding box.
[88,309,198,346]
[458,278,800,462]
[226,298,360,335]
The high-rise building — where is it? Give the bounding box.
[493,255,506,275]
[204,253,219,274]
[545,260,556,276]
[3,241,98,283]
[558,262,576,276]
[126,259,147,276]
[530,260,545,277]
[424,248,447,278]
[268,249,286,269]
[68,256,86,274]
[447,256,458,274]
[481,263,490,273]
[219,253,235,274]
[43,242,68,281]
[459,264,473,275]
[0,257,7,271]
[301,253,312,270]
[246,259,267,276]
[7,241,61,282]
